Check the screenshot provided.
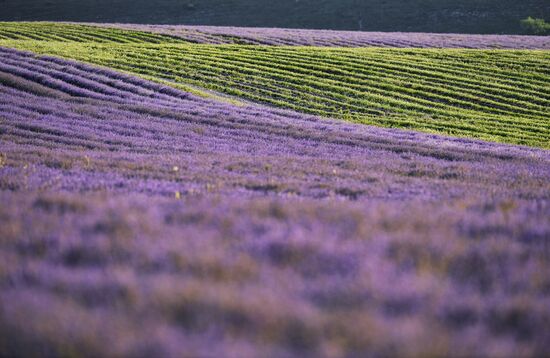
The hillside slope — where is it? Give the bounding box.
[3,23,548,148]
[1,0,549,34]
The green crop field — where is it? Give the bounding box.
[1,23,549,148]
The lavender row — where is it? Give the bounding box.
[100,23,550,49]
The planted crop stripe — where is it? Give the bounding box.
[93,24,550,49]
[0,23,190,44]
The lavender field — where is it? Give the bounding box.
[1,24,550,357]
